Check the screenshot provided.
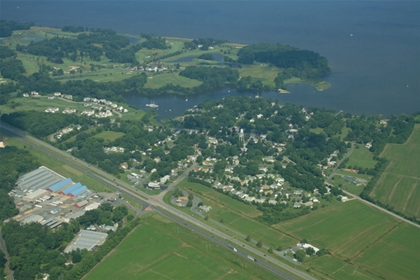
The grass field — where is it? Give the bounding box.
[144,72,202,89]
[274,200,420,279]
[332,170,372,196]
[371,124,420,219]
[5,137,112,193]
[93,131,125,141]
[84,214,281,280]
[346,145,377,169]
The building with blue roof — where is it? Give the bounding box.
[69,185,87,197]
[61,182,82,195]
[47,178,73,192]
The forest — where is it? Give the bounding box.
[1,203,132,280]
[0,146,40,221]
[0,20,33,37]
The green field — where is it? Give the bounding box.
[94,131,125,141]
[274,200,420,279]
[346,145,377,169]
[144,72,202,89]
[84,214,282,280]
[371,124,420,219]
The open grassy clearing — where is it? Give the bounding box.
[144,72,202,89]
[180,181,262,218]
[283,77,331,91]
[238,64,280,88]
[331,175,364,196]
[5,138,112,193]
[346,145,377,169]
[84,214,281,280]
[275,200,420,279]
[93,131,125,141]
[371,124,420,219]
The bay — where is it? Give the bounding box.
[1,0,419,118]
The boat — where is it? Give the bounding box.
[145,101,158,108]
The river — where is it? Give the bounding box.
[1,0,419,119]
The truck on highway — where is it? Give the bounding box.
[227,245,238,252]
[247,255,257,262]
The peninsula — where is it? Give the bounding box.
[0,23,331,104]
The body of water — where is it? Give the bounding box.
[1,0,419,118]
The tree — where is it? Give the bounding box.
[294,250,306,262]
[256,240,263,248]
[276,246,283,251]
[305,247,315,256]
[245,235,251,242]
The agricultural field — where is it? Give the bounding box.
[346,145,377,169]
[274,200,420,279]
[371,124,420,219]
[84,214,281,280]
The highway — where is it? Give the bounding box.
[0,121,316,280]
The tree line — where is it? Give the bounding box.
[1,202,132,280]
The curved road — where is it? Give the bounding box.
[0,122,315,280]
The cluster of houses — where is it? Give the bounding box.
[55,126,80,139]
[104,146,125,153]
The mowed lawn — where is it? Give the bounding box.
[93,131,125,141]
[84,214,279,280]
[274,200,420,279]
[144,72,202,89]
[371,124,420,219]
[346,145,377,169]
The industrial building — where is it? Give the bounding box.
[64,230,108,253]
[16,166,64,191]
[46,178,73,192]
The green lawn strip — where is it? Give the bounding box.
[346,145,377,169]
[179,180,262,218]
[340,126,350,140]
[309,128,324,134]
[144,72,202,89]
[93,131,125,141]
[282,77,331,91]
[85,214,281,280]
[353,223,420,280]
[120,194,142,210]
[332,175,364,196]
[238,64,280,88]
